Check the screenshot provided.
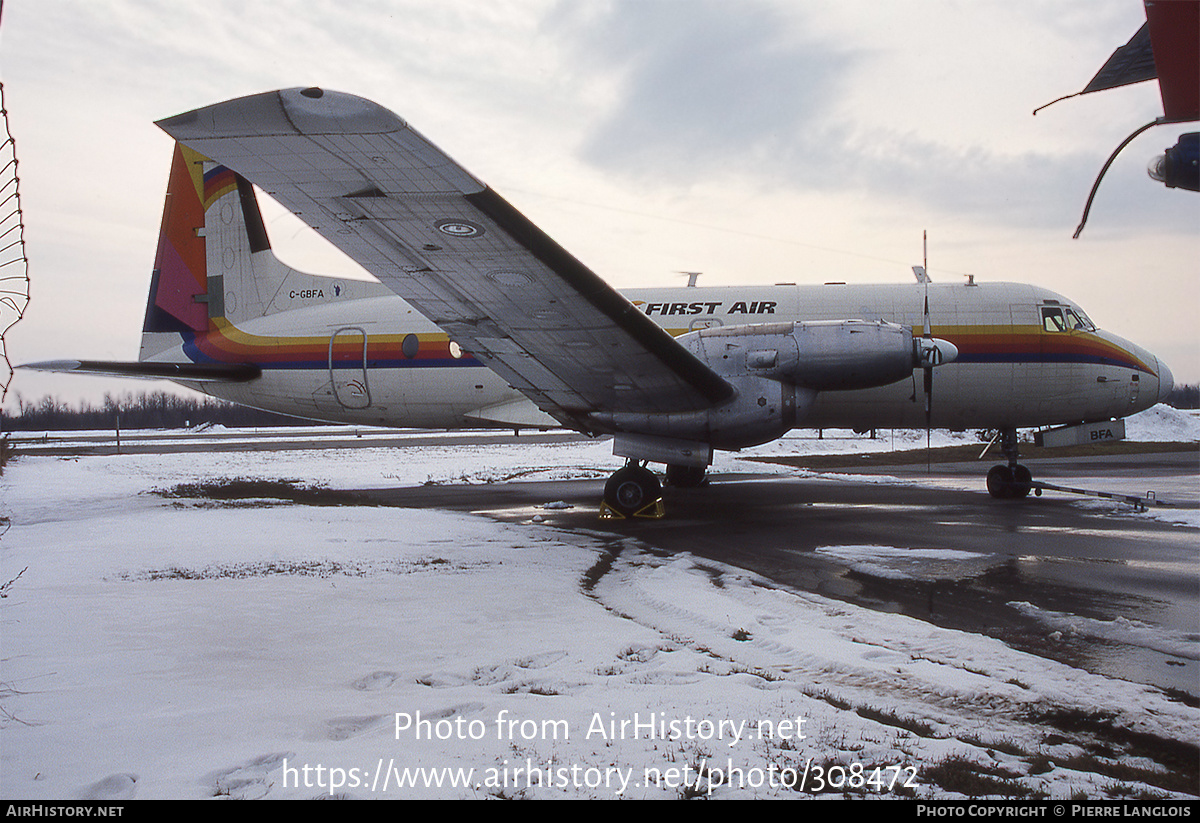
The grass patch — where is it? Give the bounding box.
[154,478,368,507]
[855,706,937,738]
[1027,708,1199,796]
[117,556,473,582]
[923,755,1040,799]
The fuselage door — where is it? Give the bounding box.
[329,327,371,409]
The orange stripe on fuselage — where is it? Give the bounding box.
[184,317,1152,376]
[184,320,470,367]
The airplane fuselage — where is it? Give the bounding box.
[162,277,1169,439]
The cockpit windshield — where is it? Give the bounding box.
[1065,307,1095,331]
[1041,305,1096,333]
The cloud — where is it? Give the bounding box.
[545,0,1186,231]
[549,1,858,176]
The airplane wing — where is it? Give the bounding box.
[156,88,733,432]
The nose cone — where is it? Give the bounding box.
[1156,358,1174,404]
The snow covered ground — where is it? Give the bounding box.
[0,407,1196,799]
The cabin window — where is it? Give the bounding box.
[401,333,420,359]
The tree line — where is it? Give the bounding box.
[1,391,320,431]
[1165,384,1199,410]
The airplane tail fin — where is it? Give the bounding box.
[24,143,327,383]
[139,142,288,361]
[141,143,222,338]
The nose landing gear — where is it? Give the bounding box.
[986,427,1034,499]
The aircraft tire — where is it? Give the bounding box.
[604,465,662,517]
[986,464,1014,499]
[1011,464,1033,499]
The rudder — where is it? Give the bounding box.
[142,143,214,335]
[139,143,290,361]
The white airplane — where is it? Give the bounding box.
[24,88,1174,518]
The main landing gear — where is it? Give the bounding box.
[600,461,665,520]
[986,427,1035,500]
[599,462,710,519]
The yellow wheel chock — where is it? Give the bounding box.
[599,498,665,520]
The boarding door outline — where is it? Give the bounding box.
[329,327,371,409]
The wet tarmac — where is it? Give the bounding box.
[354,450,1199,701]
[15,427,1196,699]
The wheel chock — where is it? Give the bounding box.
[598,501,625,520]
[636,498,666,519]
[598,498,666,520]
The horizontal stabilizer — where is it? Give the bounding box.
[19,360,261,383]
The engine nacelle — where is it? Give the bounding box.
[681,319,919,391]
[591,372,818,450]
[589,319,947,452]
[1148,132,1199,191]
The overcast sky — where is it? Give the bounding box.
[1,0,1196,412]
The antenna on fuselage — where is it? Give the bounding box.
[678,271,702,287]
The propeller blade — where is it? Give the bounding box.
[922,234,932,469]
[924,344,933,465]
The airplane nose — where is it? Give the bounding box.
[1156,358,1174,404]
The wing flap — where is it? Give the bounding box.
[156,88,732,429]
